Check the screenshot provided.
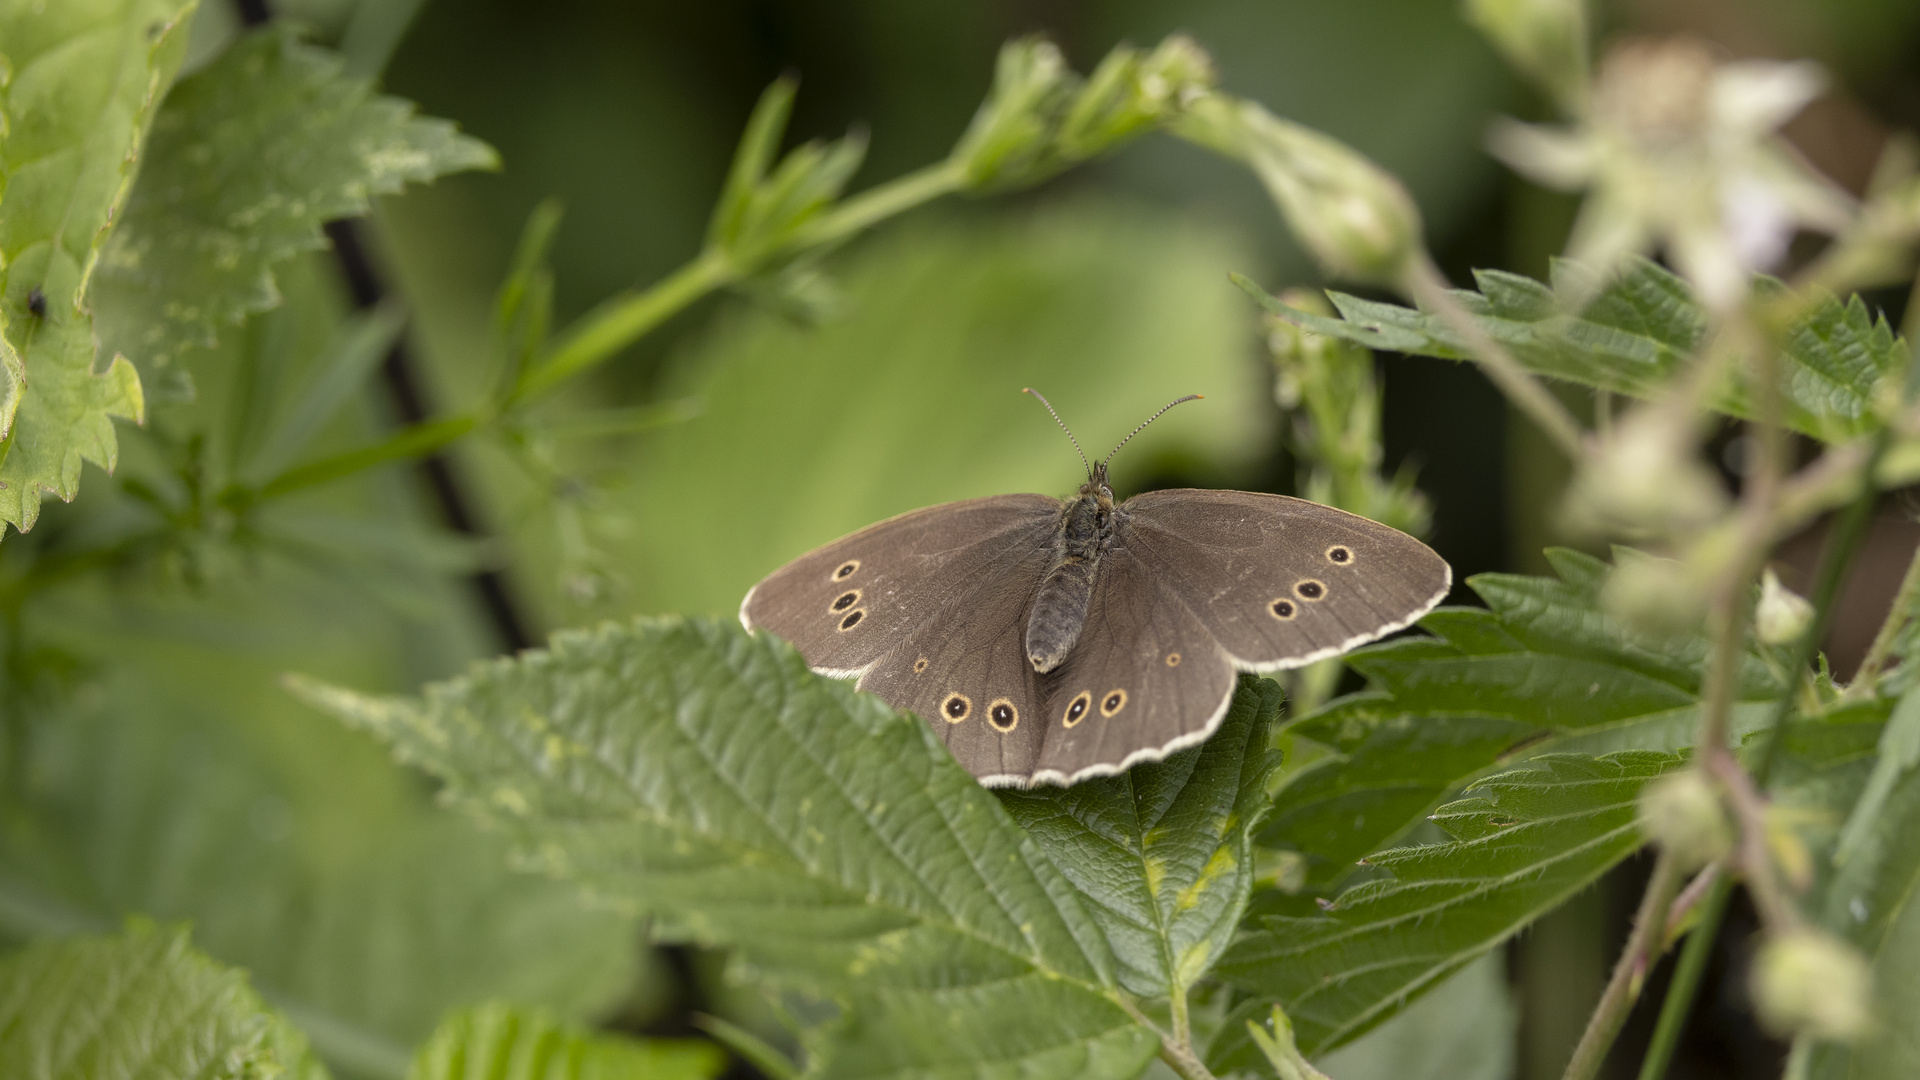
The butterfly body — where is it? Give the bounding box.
[740,476,1450,788]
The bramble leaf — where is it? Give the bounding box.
[998,676,1284,999]
[294,618,1158,1080]
[93,26,497,399]
[408,1003,723,1080]
[1242,257,1907,443]
[1211,751,1685,1065]
[0,0,196,534]
[0,922,324,1080]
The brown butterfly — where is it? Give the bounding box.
[741,391,1450,787]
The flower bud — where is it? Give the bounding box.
[1636,769,1732,870]
[1601,553,1708,636]
[952,37,1073,190]
[1750,929,1873,1042]
[1465,0,1589,112]
[1175,98,1422,284]
[1754,568,1814,646]
[1563,407,1728,541]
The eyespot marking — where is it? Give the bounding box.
[1063,691,1092,728]
[1166,652,1181,667]
[913,656,929,674]
[1327,545,1352,564]
[1101,690,1128,717]
[1295,579,1326,601]
[942,693,972,723]
[838,609,865,631]
[833,560,860,580]
[988,698,1018,732]
[830,589,861,613]
[1270,598,1297,620]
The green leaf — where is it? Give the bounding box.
[998,677,1284,999]
[0,922,319,1080]
[0,0,197,534]
[1211,751,1685,1065]
[408,1003,722,1080]
[1242,257,1907,443]
[292,618,1159,1080]
[1263,548,1774,889]
[91,26,495,399]
[1308,951,1515,1080]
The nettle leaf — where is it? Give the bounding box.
[0,0,197,534]
[294,618,1158,1080]
[0,922,325,1080]
[1210,751,1684,1068]
[1245,257,1904,443]
[1264,548,1774,888]
[998,677,1284,1000]
[409,1003,723,1080]
[93,26,497,398]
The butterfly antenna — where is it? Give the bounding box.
[1023,388,1092,480]
[1104,394,1203,468]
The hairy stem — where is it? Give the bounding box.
[1636,876,1734,1080]
[1402,256,1586,457]
[1847,535,1920,698]
[1116,996,1216,1080]
[1561,850,1686,1080]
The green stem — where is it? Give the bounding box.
[1560,850,1685,1080]
[1846,534,1920,698]
[790,159,967,248]
[252,415,481,502]
[1636,877,1734,1080]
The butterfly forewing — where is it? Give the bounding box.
[1116,489,1451,670]
[1031,548,1235,786]
[740,494,1061,676]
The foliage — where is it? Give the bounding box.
[408,1003,723,1080]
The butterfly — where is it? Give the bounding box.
[740,390,1450,787]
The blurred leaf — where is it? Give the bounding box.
[998,677,1283,999]
[1263,548,1775,888]
[0,665,639,1080]
[1210,751,1684,1065]
[408,1003,722,1080]
[293,618,1162,1080]
[1245,257,1907,443]
[93,25,496,398]
[241,302,405,486]
[0,922,324,1080]
[1308,951,1516,1080]
[703,76,865,273]
[0,0,197,534]
[549,202,1264,623]
[1805,687,1920,1080]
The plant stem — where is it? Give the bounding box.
[1402,256,1587,457]
[252,414,481,502]
[1561,851,1686,1080]
[1846,534,1920,698]
[1636,876,1733,1080]
[791,159,967,248]
[1115,995,1217,1080]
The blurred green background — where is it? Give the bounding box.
[11,1,1920,1079]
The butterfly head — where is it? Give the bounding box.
[1079,461,1115,511]
[1024,388,1202,508]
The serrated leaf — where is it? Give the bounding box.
[997,677,1283,999]
[1247,257,1906,443]
[92,26,497,397]
[293,618,1158,1080]
[0,0,196,533]
[1263,548,1775,888]
[1210,751,1684,1066]
[0,922,317,1080]
[408,1003,722,1080]
[1308,951,1515,1080]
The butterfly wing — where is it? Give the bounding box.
[740,494,1061,677]
[1029,546,1237,786]
[1116,489,1450,670]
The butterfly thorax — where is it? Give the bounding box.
[1024,472,1118,673]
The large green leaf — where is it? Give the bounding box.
[1242,257,1906,443]
[1210,751,1685,1066]
[1263,548,1775,889]
[294,618,1160,1080]
[0,663,639,1080]
[408,1003,722,1080]
[998,677,1284,1000]
[0,922,323,1080]
[0,0,197,533]
[92,26,496,399]
[1308,951,1515,1080]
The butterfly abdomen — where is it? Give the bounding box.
[1024,495,1111,673]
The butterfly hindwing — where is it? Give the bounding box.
[740,494,1061,676]
[1116,489,1451,670]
